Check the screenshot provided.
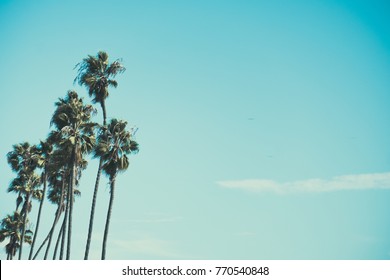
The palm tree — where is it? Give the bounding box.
[29,140,53,259]
[44,166,67,260]
[96,119,138,259]
[50,90,96,259]
[14,174,41,260]
[7,143,43,212]
[75,51,126,259]
[43,160,66,259]
[75,51,125,126]
[0,213,22,260]
[7,142,43,259]
[31,161,67,260]
[0,212,21,260]
[31,143,70,260]
[0,212,33,260]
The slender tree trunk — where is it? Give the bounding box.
[33,178,65,260]
[66,146,77,260]
[101,174,116,260]
[101,100,107,126]
[19,193,31,260]
[7,237,14,260]
[8,243,14,260]
[84,159,103,259]
[84,101,107,259]
[53,218,65,260]
[32,207,62,260]
[15,192,22,212]
[60,188,69,260]
[29,170,47,259]
[44,179,65,260]
[43,207,62,260]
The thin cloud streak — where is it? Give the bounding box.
[217,172,390,194]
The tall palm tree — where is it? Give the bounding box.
[31,162,68,260]
[29,140,53,259]
[7,143,43,212]
[44,167,67,260]
[50,90,96,259]
[31,143,70,260]
[43,160,66,259]
[0,212,33,260]
[7,142,43,259]
[75,51,126,259]
[0,213,22,260]
[13,174,41,260]
[75,51,125,126]
[96,119,138,259]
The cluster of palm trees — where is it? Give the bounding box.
[0,51,139,260]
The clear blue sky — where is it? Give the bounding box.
[1,0,390,259]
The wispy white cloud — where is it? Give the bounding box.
[217,172,390,194]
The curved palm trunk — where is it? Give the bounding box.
[84,159,103,259]
[66,146,77,260]
[44,179,65,260]
[43,206,62,260]
[101,174,117,260]
[29,170,47,259]
[33,178,65,260]
[101,100,107,126]
[7,236,16,260]
[32,206,62,260]
[60,188,69,260]
[7,242,15,260]
[53,218,65,260]
[85,101,107,259]
[19,193,31,260]
[15,191,22,212]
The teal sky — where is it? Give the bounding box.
[1,0,390,259]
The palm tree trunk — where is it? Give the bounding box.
[19,193,31,260]
[33,177,65,260]
[53,218,65,260]
[101,100,107,126]
[101,174,116,260]
[43,207,62,259]
[15,192,22,212]
[85,101,106,259]
[66,146,77,260]
[29,170,47,259]
[84,158,103,259]
[60,187,69,260]
[44,179,65,259]
[7,237,14,260]
[32,208,62,260]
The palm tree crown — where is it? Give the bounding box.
[75,51,125,125]
[0,212,33,260]
[49,90,97,259]
[98,119,138,259]
[50,91,97,162]
[6,142,43,259]
[95,119,139,180]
